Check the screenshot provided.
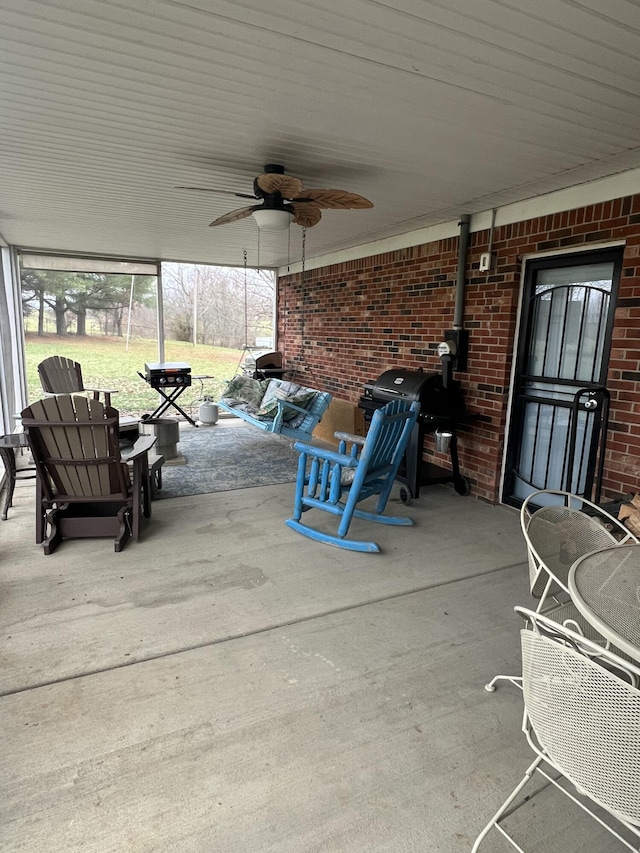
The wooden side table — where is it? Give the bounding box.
[0,433,36,520]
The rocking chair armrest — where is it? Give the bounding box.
[121,434,156,462]
[291,441,358,468]
[333,431,366,446]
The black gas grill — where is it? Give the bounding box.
[358,368,471,502]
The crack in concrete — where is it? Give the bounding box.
[0,560,526,698]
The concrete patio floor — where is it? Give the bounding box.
[0,447,631,852]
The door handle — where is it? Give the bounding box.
[573,387,608,412]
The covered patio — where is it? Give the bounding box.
[2,2,640,849]
[0,467,630,851]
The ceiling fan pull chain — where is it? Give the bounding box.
[282,227,291,349]
[297,228,317,385]
[243,248,249,350]
[234,249,251,374]
[291,228,306,381]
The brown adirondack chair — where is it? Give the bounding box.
[21,395,155,554]
[37,355,117,407]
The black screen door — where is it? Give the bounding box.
[503,248,622,507]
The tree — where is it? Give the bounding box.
[21,270,77,334]
[86,274,156,336]
[21,269,156,336]
[161,263,275,347]
[20,270,47,335]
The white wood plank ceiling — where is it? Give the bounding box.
[1,0,640,269]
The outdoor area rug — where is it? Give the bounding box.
[156,422,301,499]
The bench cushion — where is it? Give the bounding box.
[258,388,317,421]
[222,375,266,407]
[219,376,332,438]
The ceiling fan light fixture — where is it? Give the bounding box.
[251,208,293,231]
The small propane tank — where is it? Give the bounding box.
[199,399,219,425]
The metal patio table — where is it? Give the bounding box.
[568,543,640,662]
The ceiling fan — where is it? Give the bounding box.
[177,164,373,230]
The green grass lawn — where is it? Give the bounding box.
[25,334,245,418]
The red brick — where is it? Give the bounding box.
[278,191,640,502]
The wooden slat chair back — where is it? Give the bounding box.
[38,355,116,407]
[285,399,421,552]
[22,395,153,554]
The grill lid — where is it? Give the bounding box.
[371,369,466,417]
[372,369,430,401]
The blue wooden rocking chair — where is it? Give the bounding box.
[285,399,421,552]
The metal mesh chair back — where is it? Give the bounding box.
[521,625,640,826]
[521,490,637,603]
[524,504,617,598]
[474,607,640,850]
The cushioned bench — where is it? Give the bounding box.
[218,375,332,442]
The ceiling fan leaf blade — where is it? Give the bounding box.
[290,203,322,227]
[294,188,373,209]
[256,174,304,196]
[176,186,257,199]
[209,205,259,227]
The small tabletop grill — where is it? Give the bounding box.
[138,362,198,427]
[143,362,192,389]
[358,368,472,501]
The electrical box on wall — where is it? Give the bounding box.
[443,329,469,372]
[479,252,495,272]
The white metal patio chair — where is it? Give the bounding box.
[486,488,638,692]
[473,607,640,852]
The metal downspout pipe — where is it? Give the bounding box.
[453,213,471,329]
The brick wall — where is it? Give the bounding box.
[278,194,640,504]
